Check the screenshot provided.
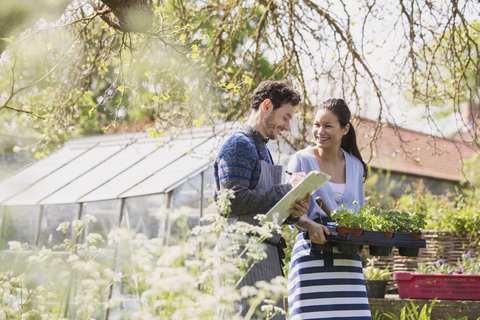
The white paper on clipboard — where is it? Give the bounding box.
[259,171,331,225]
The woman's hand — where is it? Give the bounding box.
[306,221,331,244]
[287,192,311,218]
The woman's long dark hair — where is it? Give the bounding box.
[316,98,369,180]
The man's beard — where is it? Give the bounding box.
[264,111,278,139]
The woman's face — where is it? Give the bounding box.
[312,108,349,150]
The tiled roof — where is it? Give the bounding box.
[354,118,476,182]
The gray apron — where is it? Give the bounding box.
[215,130,287,320]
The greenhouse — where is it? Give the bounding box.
[0,124,296,250]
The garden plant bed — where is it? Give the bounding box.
[394,272,480,300]
[309,226,426,256]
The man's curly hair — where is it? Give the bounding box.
[250,81,301,110]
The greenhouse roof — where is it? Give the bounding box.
[0,127,234,206]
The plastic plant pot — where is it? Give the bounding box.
[336,226,364,237]
[412,232,422,240]
[310,241,333,252]
[365,280,388,299]
[369,245,393,256]
[382,231,394,239]
[337,242,363,255]
[398,247,420,257]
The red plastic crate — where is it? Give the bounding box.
[394,272,480,300]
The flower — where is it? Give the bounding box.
[8,241,22,251]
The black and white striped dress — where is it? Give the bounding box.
[288,233,371,319]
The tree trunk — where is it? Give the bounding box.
[100,0,154,32]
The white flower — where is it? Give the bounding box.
[83,214,97,223]
[240,285,258,298]
[67,254,79,263]
[71,219,84,231]
[86,233,103,245]
[56,221,70,234]
[8,241,22,251]
[107,227,133,245]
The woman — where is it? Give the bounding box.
[287,99,371,320]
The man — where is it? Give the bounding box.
[214,81,311,319]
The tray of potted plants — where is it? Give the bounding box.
[394,252,480,300]
[308,198,427,256]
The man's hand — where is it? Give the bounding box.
[288,172,306,187]
[306,222,331,244]
[287,192,311,218]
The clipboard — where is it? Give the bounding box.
[259,171,331,225]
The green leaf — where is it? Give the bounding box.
[117,86,124,92]
[153,96,160,101]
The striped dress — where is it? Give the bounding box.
[287,147,371,320]
[288,234,371,319]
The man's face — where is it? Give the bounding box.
[264,102,295,140]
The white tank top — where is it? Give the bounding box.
[329,182,345,203]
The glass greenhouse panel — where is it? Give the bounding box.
[37,204,80,249]
[82,200,122,248]
[4,145,123,206]
[78,137,210,203]
[1,206,41,248]
[39,141,161,205]
[120,142,214,198]
[123,194,168,240]
[0,147,88,203]
[203,166,215,210]
[168,174,201,246]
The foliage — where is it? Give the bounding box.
[365,170,404,210]
[331,201,425,232]
[374,298,468,320]
[0,191,290,320]
[363,258,392,281]
[366,177,480,242]
[331,202,373,230]
[394,182,480,245]
[384,299,436,320]
[0,214,123,319]
[0,0,479,166]
[380,211,426,233]
[415,252,480,275]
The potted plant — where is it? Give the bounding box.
[387,211,426,256]
[387,211,426,235]
[363,258,392,299]
[370,210,397,238]
[331,202,372,236]
[330,202,373,254]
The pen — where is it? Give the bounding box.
[285,170,293,175]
